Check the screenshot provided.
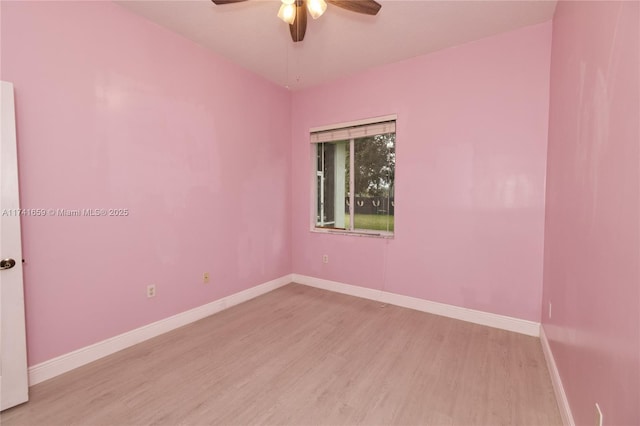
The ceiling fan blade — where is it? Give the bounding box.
[289,2,308,42]
[211,0,249,5]
[327,0,381,15]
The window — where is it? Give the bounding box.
[312,118,395,236]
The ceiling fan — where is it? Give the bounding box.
[210,0,382,42]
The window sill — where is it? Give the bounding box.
[310,228,394,239]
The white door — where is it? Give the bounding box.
[0,81,28,410]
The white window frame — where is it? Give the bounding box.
[309,114,396,238]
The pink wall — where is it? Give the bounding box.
[291,22,552,322]
[1,2,291,366]
[542,2,639,425]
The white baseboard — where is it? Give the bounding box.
[540,325,575,426]
[28,274,293,386]
[292,274,540,337]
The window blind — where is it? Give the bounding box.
[310,120,396,144]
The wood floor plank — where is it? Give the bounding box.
[1,284,561,425]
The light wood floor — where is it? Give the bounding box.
[2,284,561,426]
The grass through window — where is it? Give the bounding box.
[345,214,394,232]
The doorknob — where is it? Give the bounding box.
[0,258,16,270]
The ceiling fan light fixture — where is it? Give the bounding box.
[307,0,327,19]
[277,3,296,24]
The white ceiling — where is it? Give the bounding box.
[116,0,556,89]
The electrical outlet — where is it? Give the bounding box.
[203,272,210,284]
[548,302,552,319]
[595,403,603,426]
[147,284,156,298]
[322,254,329,264]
